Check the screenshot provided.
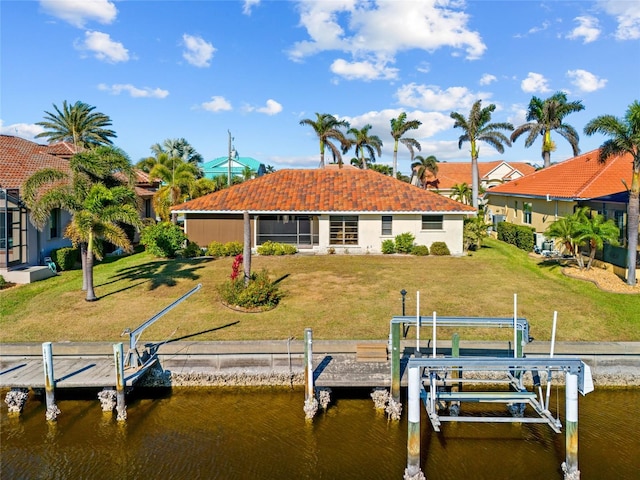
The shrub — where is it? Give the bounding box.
[327,247,336,255]
[394,232,415,254]
[179,241,202,258]
[411,245,429,256]
[217,269,282,310]
[497,221,535,251]
[381,239,396,254]
[140,222,187,258]
[52,247,79,271]
[257,241,298,256]
[430,241,451,256]
[0,275,5,287]
[207,241,227,257]
[225,241,244,256]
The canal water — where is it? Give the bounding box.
[1,387,639,479]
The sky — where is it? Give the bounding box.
[1,0,639,175]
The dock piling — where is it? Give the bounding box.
[114,343,127,421]
[303,328,318,419]
[563,372,580,479]
[404,366,425,480]
[42,342,59,421]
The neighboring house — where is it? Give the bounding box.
[171,168,476,255]
[202,155,266,181]
[0,135,157,283]
[412,161,536,200]
[484,149,635,275]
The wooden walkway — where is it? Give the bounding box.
[0,356,149,389]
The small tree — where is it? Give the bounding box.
[576,212,620,270]
[464,216,491,251]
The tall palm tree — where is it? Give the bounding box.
[345,124,383,170]
[450,182,472,205]
[511,92,584,168]
[299,113,350,168]
[369,164,393,176]
[35,100,116,148]
[144,153,200,222]
[151,138,203,166]
[390,112,422,179]
[411,155,439,188]
[22,146,136,295]
[451,100,513,209]
[576,212,620,271]
[65,183,142,301]
[584,100,640,285]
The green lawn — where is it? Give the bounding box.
[1,238,638,344]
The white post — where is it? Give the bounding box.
[513,293,518,359]
[563,372,580,479]
[432,311,437,358]
[545,311,558,411]
[416,291,420,356]
[405,366,423,478]
[42,342,59,421]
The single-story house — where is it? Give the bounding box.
[484,149,636,275]
[202,155,266,181]
[171,167,476,255]
[411,160,536,200]
[0,135,158,283]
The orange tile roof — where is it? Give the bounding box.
[485,149,633,200]
[172,168,476,214]
[420,161,536,190]
[0,135,72,190]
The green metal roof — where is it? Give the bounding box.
[202,156,265,178]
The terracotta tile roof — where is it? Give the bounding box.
[44,142,80,157]
[0,135,72,190]
[485,149,633,200]
[420,161,536,190]
[172,168,476,214]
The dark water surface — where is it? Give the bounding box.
[1,387,639,479]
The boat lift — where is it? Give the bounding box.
[121,283,202,370]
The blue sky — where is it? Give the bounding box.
[2,0,639,175]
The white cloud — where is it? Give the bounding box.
[566,69,607,92]
[287,0,486,78]
[245,99,283,115]
[567,16,601,43]
[394,84,490,112]
[182,34,215,67]
[242,0,260,16]
[201,96,232,112]
[599,0,640,40]
[39,0,117,28]
[0,120,44,141]
[74,31,129,63]
[507,105,528,127]
[528,20,551,35]
[330,58,398,81]
[98,83,169,98]
[479,74,497,86]
[520,72,551,93]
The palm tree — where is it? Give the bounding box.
[22,146,136,295]
[345,124,383,170]
[450,100,513,209]
[411,155,439,188]
[35,100,116,148]
[576,212,620,271]
[369,164,393,176]
[299,113,350,168]
[390,112,422,179]
[450,183,472,205]
[65,183,142,301]
[511,92,584,168]
[151,138,203,166]
[144,153,200,222]
[545,214,583,265]
[584,100,640,285]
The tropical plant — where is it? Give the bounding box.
[138,153,200,222]
[430,241,451,256]
[35,100,116,148]
[381,239,396,254]
[576,212,620,270]
[151,138,203,166]
[464,215,491,250]
[140,222,187,258]
[450,182,473,205]
[345,124,383,170]
[265,165,276,173]
[584,100,640,285]
[394,232,415,253]
[411,155,439,188]
[369,164,393,176]
[511,92,584,169]
[22,145,136,295]
[411,245,429,256]
[241,166,256,181]
[189,177,217,199]
[218,267,282,310]
[65,183,142,301]
[450,100,513,209]
[545,214,583,264]
[299,113,350,168]
[390,112,422,178]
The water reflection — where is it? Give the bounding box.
[1,387,639,479]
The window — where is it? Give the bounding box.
[0,212,12,248]
[330,215,358,245]
[523,202,532,224]
[49,209,61,239]
[381,215,392,236]
[421,215,443,230]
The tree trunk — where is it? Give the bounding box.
[80,242,88,291]
[392,142,399,179]
[85,248,97,302]
[243,211,251,287]
[626,172,639,285]
[471,154,479,209]
[543,150,551,169]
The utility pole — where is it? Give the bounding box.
[228,130,232,188]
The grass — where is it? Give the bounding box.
[1,238,638,344]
